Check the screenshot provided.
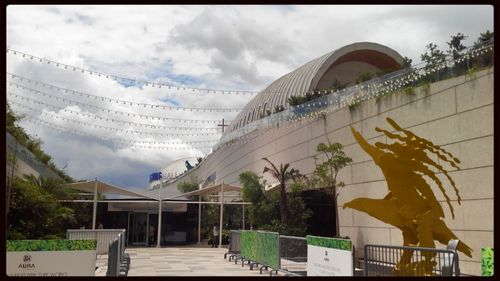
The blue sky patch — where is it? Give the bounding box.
[146,60,202,87]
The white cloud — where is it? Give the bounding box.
[6,5,493,188]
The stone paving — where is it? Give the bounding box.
[95,245,272,276]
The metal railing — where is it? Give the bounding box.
[214,40,494,150]
[67,229,126,255]
[106,232,130,277]
[224,230,241,261]
[226,230,309,276]
[364,244,460,276]
[278,235,307,276]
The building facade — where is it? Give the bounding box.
[146,42,493,275]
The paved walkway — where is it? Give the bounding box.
[95,246,271,276]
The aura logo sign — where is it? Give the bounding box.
[18,255,36,270]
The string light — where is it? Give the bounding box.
[7,48,259,96]
[6,84,229,124]
[7,73,243,113]
[217,41,494,148]
[8,99,221,138]
[8,40,493,151]
[17,115,218,149]
[7,92,221,132]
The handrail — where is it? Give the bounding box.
[214,40,494,149]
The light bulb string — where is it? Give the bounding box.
[7,82,231,124]
[18,114,219,147]
[6,48,259,95]
[8,100,221,138]
[7,91,220,131]
[6,72,244,112]
[22,117,213,151]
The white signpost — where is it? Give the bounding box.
[7,240,97,277]
[306,235,353,276]
[7,250,97,276]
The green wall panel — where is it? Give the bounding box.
[7,240,97,252]
[306,235,352,251]
[482,247,494,276]
[241,230,279,268]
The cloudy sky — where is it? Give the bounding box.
[6,5,493,189]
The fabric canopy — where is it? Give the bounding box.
[62,179,154,199]
[163,183,243,200]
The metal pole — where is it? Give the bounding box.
[157,188,162,248]
[242,204,245,230]
[198,195,201,244]
[92,178,98,230]
[219,181,224,247]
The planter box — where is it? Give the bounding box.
[7,239,97,276]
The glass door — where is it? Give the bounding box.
[131,212,148,245]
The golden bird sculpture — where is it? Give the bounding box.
[344,117,472,276]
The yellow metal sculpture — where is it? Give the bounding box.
[344,117,472,276]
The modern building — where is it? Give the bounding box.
[148,157,199,190]
[67,41,493,275]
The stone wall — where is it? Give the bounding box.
[161,68,493,275]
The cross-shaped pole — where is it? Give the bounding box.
[217,118,228,133]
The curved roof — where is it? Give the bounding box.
[225,42,403,134]
[162,157,198,172]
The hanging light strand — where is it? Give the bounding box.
[7,91,220,132]
[8,100,221,138]
[6,83,231,124]
[6,72,244,112]
[6,48,259,96]
[16,114,219,147]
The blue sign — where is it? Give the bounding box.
[149,172,162,182]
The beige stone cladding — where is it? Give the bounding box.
[163,68,493,275]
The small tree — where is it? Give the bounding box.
[311,142,352,236]
[262,158,303,225]
[239,171,311,236]
[177,176,199,200]
[474,30,494,48]
[473,30,494,68]
[240,171,279,229]
[400,56,413,69]
[329,79,349,92]
[420,42,447,82]
[447,32,468,60]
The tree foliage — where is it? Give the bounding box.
[447,32,468,60]
[474,30,494,48]
[262,158,304,225]
[239,171,311,236]
[421,43,446,68]
[7,176,77,240]
[311,142,352,236]
[6,104,74,182]
[473,30,494,67]
[177,176,199,200]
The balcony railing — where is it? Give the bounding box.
[214,40,494,150]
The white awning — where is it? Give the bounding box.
[163,183,243,200]
[62,179,154,199]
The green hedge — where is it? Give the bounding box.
[7,239,97,252]
[482,247,494,276]
[241,230,279,268]
[306,235,352,251]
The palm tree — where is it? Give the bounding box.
[22,175,69,199]
[262,158,303,225]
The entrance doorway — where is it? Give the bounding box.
[129,212,148,246]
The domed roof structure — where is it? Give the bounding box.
[161,157,198,179]
[225,42,403,134]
